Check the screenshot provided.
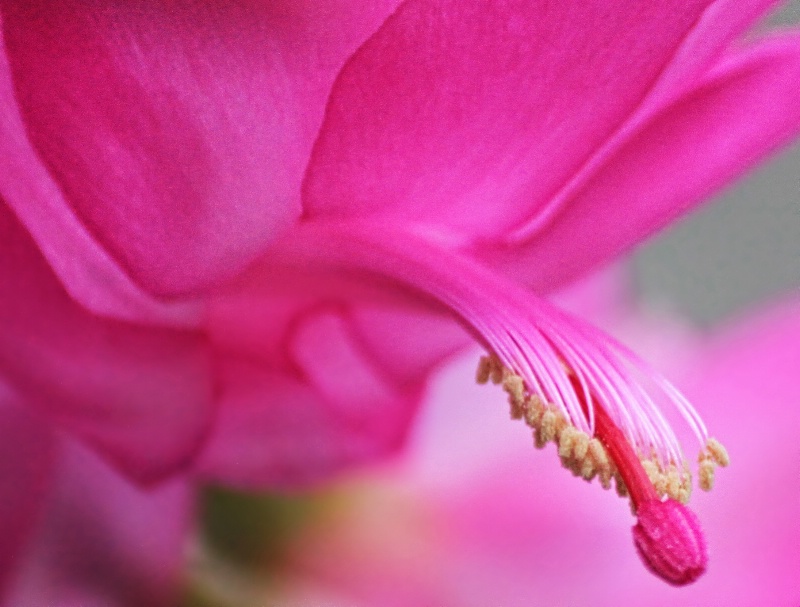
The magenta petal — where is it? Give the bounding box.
[0,398,54,596]
[0,19,199,326]
[197,308,429,490]
[304,0,716,236]
[484,35,800,291]
[347,305,469,387]
[0,1,399,296]
[5,439,192,607]
[639,0,779,102]
[0,203,213,484]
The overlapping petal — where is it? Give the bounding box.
[483,34,800,290]
[0,202,213,483]
[304,0,718,236]
[199,297,465,488]
[0,0,400,298]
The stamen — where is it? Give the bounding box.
[476,355,725,506]
[265,220,727,586]
[697,437,730,491]
[477,355,723,585]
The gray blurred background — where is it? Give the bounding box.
[634,2,800,325]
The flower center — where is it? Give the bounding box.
[264,219,728,585]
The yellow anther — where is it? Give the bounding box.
[677,474,692,504]
[490,364,503,385]
[572,432,589,461]
[699,459,715,491]
[614,472,629,498]
[539,409,558,445]
[475,356,492,385]
[503,373,525,404]
[558,426,578,460]
[525,395,545,427]
[666,466,682,500]
[579,457,596,481]
[587,438,608,468]
[642,459,659,483]
[706,438,730,467]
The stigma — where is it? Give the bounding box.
[477,354,728,585]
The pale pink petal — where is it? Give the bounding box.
[0,202,213,483]
[0,398,54,597]
[483,35,800,291]
[5,439,192,607]
[197,308,431,489]
[304,0,717,237]
[0,1,399,297]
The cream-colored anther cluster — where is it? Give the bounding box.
[698,437,730,491]
[476,355,629,499]
[476,354,729,505]
[640,457,692,504]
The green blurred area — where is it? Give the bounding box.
[201,486,323,571]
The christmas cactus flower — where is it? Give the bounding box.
[2,0,800,585]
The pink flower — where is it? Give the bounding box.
[2,0,800,584]
[264,289,800,606]
[0,397,191,607]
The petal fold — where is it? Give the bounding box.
[0,201,213,483]
[0,1,399,296]
[483,34,800,291]
[304,0,717,237]
[196,307,426,489]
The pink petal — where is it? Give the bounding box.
[304,0,718,237]
[508,0,781,241]
[0,398,54,597]
[5,439,192,607]
[197,307,436,489]
[643,0,780,100]
[0,202,213,484]
[482,35,800,291]
[0,25,202,328]
[0,1,400,297]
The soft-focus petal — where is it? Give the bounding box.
[0,0,400,297]
[483,34,800,290]
[304,0,717,237]
[198,306,446,489]
[201,271,467,488]
[0,397,54,597]
[5,439,192,607]
[0,201,213,483]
